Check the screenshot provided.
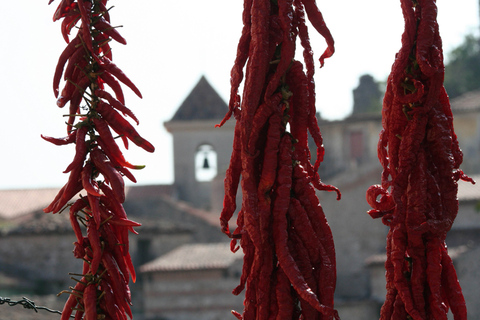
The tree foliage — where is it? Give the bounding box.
[444,34,480,98]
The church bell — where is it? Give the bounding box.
[202,154,210,169]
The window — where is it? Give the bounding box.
[195,144,218,181]
[350,130,364,161]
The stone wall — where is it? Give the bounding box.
[456,245,480,319]
[335,299,381,320]
[319,165,387,302]
[0,233,82,294]
[453,112,480,174]
[142,267,244,320]
[165,119,235,210]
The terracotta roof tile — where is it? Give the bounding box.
[139,242,240,273]
[0,188,61,219]
[0,184,175,220]
[0,184,191,235]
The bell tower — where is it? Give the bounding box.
[164,76,235,210]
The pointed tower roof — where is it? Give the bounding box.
[170,76,228,121]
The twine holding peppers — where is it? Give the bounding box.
[43,0,154,319]
[218,0,341,318]
[366,0,474,319]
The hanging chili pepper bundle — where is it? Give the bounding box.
[218,0,340,318]
[43,0,154,319]
[366,0,474,319]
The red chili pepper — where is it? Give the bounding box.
[301,0,335,67]
[232,230,253,296]
[53,34,82,97]
[57,73,89,109]
[77,0,94,54]
[367,1,470,319]
[69,198,87,243]
[52,0,77,22]
[60,13,81,43]
[288,230,318,320]
[96,136,139,183]
[93,117,127,162]
[98,1,110,23]
[100,205,141,229]
[64,126,88,173]
[274,137,331,317]
[83,283,98,320]
[95,89,139,125]
[86,217,102,274]
[219,122,242,237]
[87,193,101,227]
[263,0,295,100]
[63,46,88,84]
[102,257,133,319]
[95,55,142,98]
[98,71,125,105]
[91,147,125,203]
[100,222,136,282]
[48,164,83,213]
[288,197,334,305]
[81,160,102,197]
[217,0,252,128]
[99,280,127,320]
[93,32,113,60]
[43,184,66,213]
[49,2,153,319]
[98,183,128,220]
[273,266,294,320]
[41,130,77,146]
[221,0,339,318]
[96,101,154,153]
[60,278,86,320]
[246,94,282,155]
[93,17,127,45]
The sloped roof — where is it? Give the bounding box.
[139,242,240,273]
[450,89,480,113]
[0,188,61,219]
[0,184,213,237]
[170,76,228,121]
[4,210,72,235]
[0,185,175,220]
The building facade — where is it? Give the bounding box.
[1,80,480,320]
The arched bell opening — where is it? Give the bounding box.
[195,144,218,182]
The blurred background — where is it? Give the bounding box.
[1,1,480,319]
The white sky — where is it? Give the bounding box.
[0,1,478,190]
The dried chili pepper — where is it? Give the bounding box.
[41,130,77,146]
[366,1,473,319]
[218,0,340,318]
[44,1,152,318]
[83,283,98,320]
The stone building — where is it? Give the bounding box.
[1,78,480,320]
[164,75,235,211]
[140,243,243,320]
[141,80,480,319]
[0,184,227,319]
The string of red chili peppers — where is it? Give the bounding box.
[42,1,154,319]
[217,0,341,319]
[366,0,474,319]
